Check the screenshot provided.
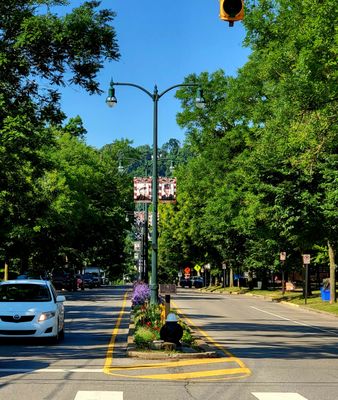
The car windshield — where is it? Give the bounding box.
[0,283,51,302]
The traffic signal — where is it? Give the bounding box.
[219,0,244,27]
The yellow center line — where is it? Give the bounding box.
[103,291,128,373]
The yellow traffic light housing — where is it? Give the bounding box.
[220,0,244,27]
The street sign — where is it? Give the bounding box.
[303,254,311,265]
[159,284,177,294]
[184,267,191,274]
[280,252,287,261]
[194,264,201,272]
[177,272,182,278]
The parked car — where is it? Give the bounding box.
[51,271,77,292]
[16,272,46,280]
[0,279,66,343]
[179,277,192,288]
[82,272,95,289]
[90,272,101,288]
[192,276,204,288]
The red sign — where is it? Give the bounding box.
[184,267,191,274]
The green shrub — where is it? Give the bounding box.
[134,326,159,349]
[180,324,195,346]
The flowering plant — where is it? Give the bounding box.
[133,303,162,348]
[131,282,150,306]
[134,304,162,330]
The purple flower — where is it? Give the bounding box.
[132,282,150,306]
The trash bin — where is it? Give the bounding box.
[320,287,330,301]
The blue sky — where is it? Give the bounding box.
[55,1,251,149]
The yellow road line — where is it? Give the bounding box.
[130,367,251,380]
[103,291,128,373]
[108,356,239,371]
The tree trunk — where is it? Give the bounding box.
[229,267,234,287]
[328,240,336,304]
[4,260,9,281]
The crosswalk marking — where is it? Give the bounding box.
[74,391,123,400]
[252,393,308,400]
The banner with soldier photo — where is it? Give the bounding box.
[134,177,152,203]
[158,177,176,203]
[134,211,145,226]
[134,241,141,252]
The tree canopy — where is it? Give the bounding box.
[158,0,337,296]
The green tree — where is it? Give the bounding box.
[1,1,120,276]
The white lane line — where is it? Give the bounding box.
[252,393,308,400]
[74,391,123,400]
[250,306,338,336]
[0,368,103,373]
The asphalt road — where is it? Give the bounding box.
[0,286,337,400]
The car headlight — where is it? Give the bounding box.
[38,311,56,322]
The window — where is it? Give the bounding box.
[0,284,51,302]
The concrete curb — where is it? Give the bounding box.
[127,319,217,359]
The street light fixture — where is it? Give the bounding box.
[106,79,205,305]
[117,159,125,174]
[106,86,117,107]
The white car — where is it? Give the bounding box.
[0,279,65,343]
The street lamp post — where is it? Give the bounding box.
[107,80,205,305]
[118,156,151,283]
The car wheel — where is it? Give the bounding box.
[49,323,64,345]
[49,330,59,345]
[59,327,65,341]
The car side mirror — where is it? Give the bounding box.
[56,295,66,302]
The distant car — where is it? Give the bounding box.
[16,275,30,280]
[16,273,46,280]
[179,277,192,288]
[82,273,95,289]
[0,279,66,343]
[90,273,101,288]
[192,277,204,288]
[51,271,77,292]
